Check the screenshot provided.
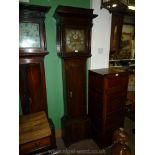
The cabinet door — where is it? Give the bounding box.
[19,60,47,115]
[63,59,86,117]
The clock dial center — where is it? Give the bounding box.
[65,29,85,52]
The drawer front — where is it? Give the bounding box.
[20,136,51,154]
[104,73,128,90]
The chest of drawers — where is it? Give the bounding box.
[88,68,129,148]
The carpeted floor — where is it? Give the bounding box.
[37,117,135,155]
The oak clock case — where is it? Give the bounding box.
[54,5,97,146]
[54,5,96,58]
[19,3,50,115]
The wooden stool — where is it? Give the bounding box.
[19,111,56,155]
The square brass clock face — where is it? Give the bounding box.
[19,22,41,48]
[65,29,85,53]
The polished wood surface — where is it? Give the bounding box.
[20,137,51,155]
[20,111,51,144]
[61,116,91,147]
[88,68,129,148]
[19,3,50,115]
[61,58,89,146]
[19,55,48,115]
[19,3,51,53]
[19,111,56,155]
[19,4,57,152]
[54,5,97,146]
[62,59,87,118]
[54,5,97,58]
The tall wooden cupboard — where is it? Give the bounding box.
[88,68,129,148]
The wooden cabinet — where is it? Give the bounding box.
[88,68,129,148]
[54,6,97,146]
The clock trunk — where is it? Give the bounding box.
[62,59,87,118]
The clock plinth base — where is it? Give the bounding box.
[61,116,91,147]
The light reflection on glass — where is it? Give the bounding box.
[19,23,40,48]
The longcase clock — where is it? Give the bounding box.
[19,3,50,115]
[54,5,97,146]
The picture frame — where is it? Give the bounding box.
[117,32,133,59]
[121,32,132,51]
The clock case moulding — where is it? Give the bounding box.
[19,3,51,58]
[54,5,98,59]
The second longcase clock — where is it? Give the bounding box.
[54,5,97,146]
[19,3,51,115]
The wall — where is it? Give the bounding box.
[20,0,90,130]
[90,0,111,69]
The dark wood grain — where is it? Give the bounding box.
[19,3,51,53]
[19,111,56,155]
[54,5,97,58]
[19,56,48,115]
[62,59,87,118]
[19,4,56,153]
[54,5,97,146]
[19,3,50,116]
[88,68,129,148]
